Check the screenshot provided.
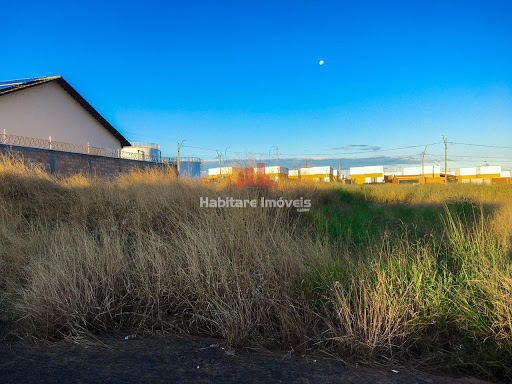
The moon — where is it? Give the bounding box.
[319,60,324,65]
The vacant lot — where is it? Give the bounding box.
[1,156,511,382]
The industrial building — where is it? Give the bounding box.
[175,157,202,179]
[349,166,384,184]
[252,165,289,180]
[289,169,300,180]
[393,166,444,184]
[384,171,401,182]
[300,166,333,182]
[121,142,161,161]
[455,167,478,182]
[402,166,441,177]
[455,166,502,184]
[207,165,288,183]
[333,169,345,182]
[204,163,511,185]
[478,166,502,179]
[208,166,244,180]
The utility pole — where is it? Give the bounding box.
[177,139,186,178]
[421,145,428,183]
[276,146,279,167]
[441,135,448,184]
[177,142,180,176]
[216,150,222,181]
[338,161,342,182]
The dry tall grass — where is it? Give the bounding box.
[1,155,512,379]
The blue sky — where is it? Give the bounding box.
[2,0,511,171]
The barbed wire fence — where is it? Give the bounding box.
[0,130,165,162]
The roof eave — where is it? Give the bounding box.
[0,76,131,147]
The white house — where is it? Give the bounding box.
[0,76,130,149]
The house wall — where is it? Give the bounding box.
[0,82,122,149]
[0,144,173,177]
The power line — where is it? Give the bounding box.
[425,154,441,167]
[174,140,512,168]
[449,142,512,149]
[181,142,444,159]
[277,142,444,157]
[427,153,512,160]
[181,144,220,152]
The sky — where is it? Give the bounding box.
[2,0,512,172]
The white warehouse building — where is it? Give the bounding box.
[349,165,384,184]
[402,166,441,176]
[0,76,130,149]
[300,166,333,182]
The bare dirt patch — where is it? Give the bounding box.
[0,331,491,384]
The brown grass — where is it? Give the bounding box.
[1,154,512,380]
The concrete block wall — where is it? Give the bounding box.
[0,144,175,177]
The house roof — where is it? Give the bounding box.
[0,76,131,147]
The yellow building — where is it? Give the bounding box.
[208,166,243,181]
[333,169,345,182]
[253,166,289,181]
[394,166,444,184]
[477,166,501,179]
[300,166,333,182]
[394,176,445,184]
[288,170,300,180]
[349,166,384,184]
[455,166,501,183]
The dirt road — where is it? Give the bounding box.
[0,330,493,384]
